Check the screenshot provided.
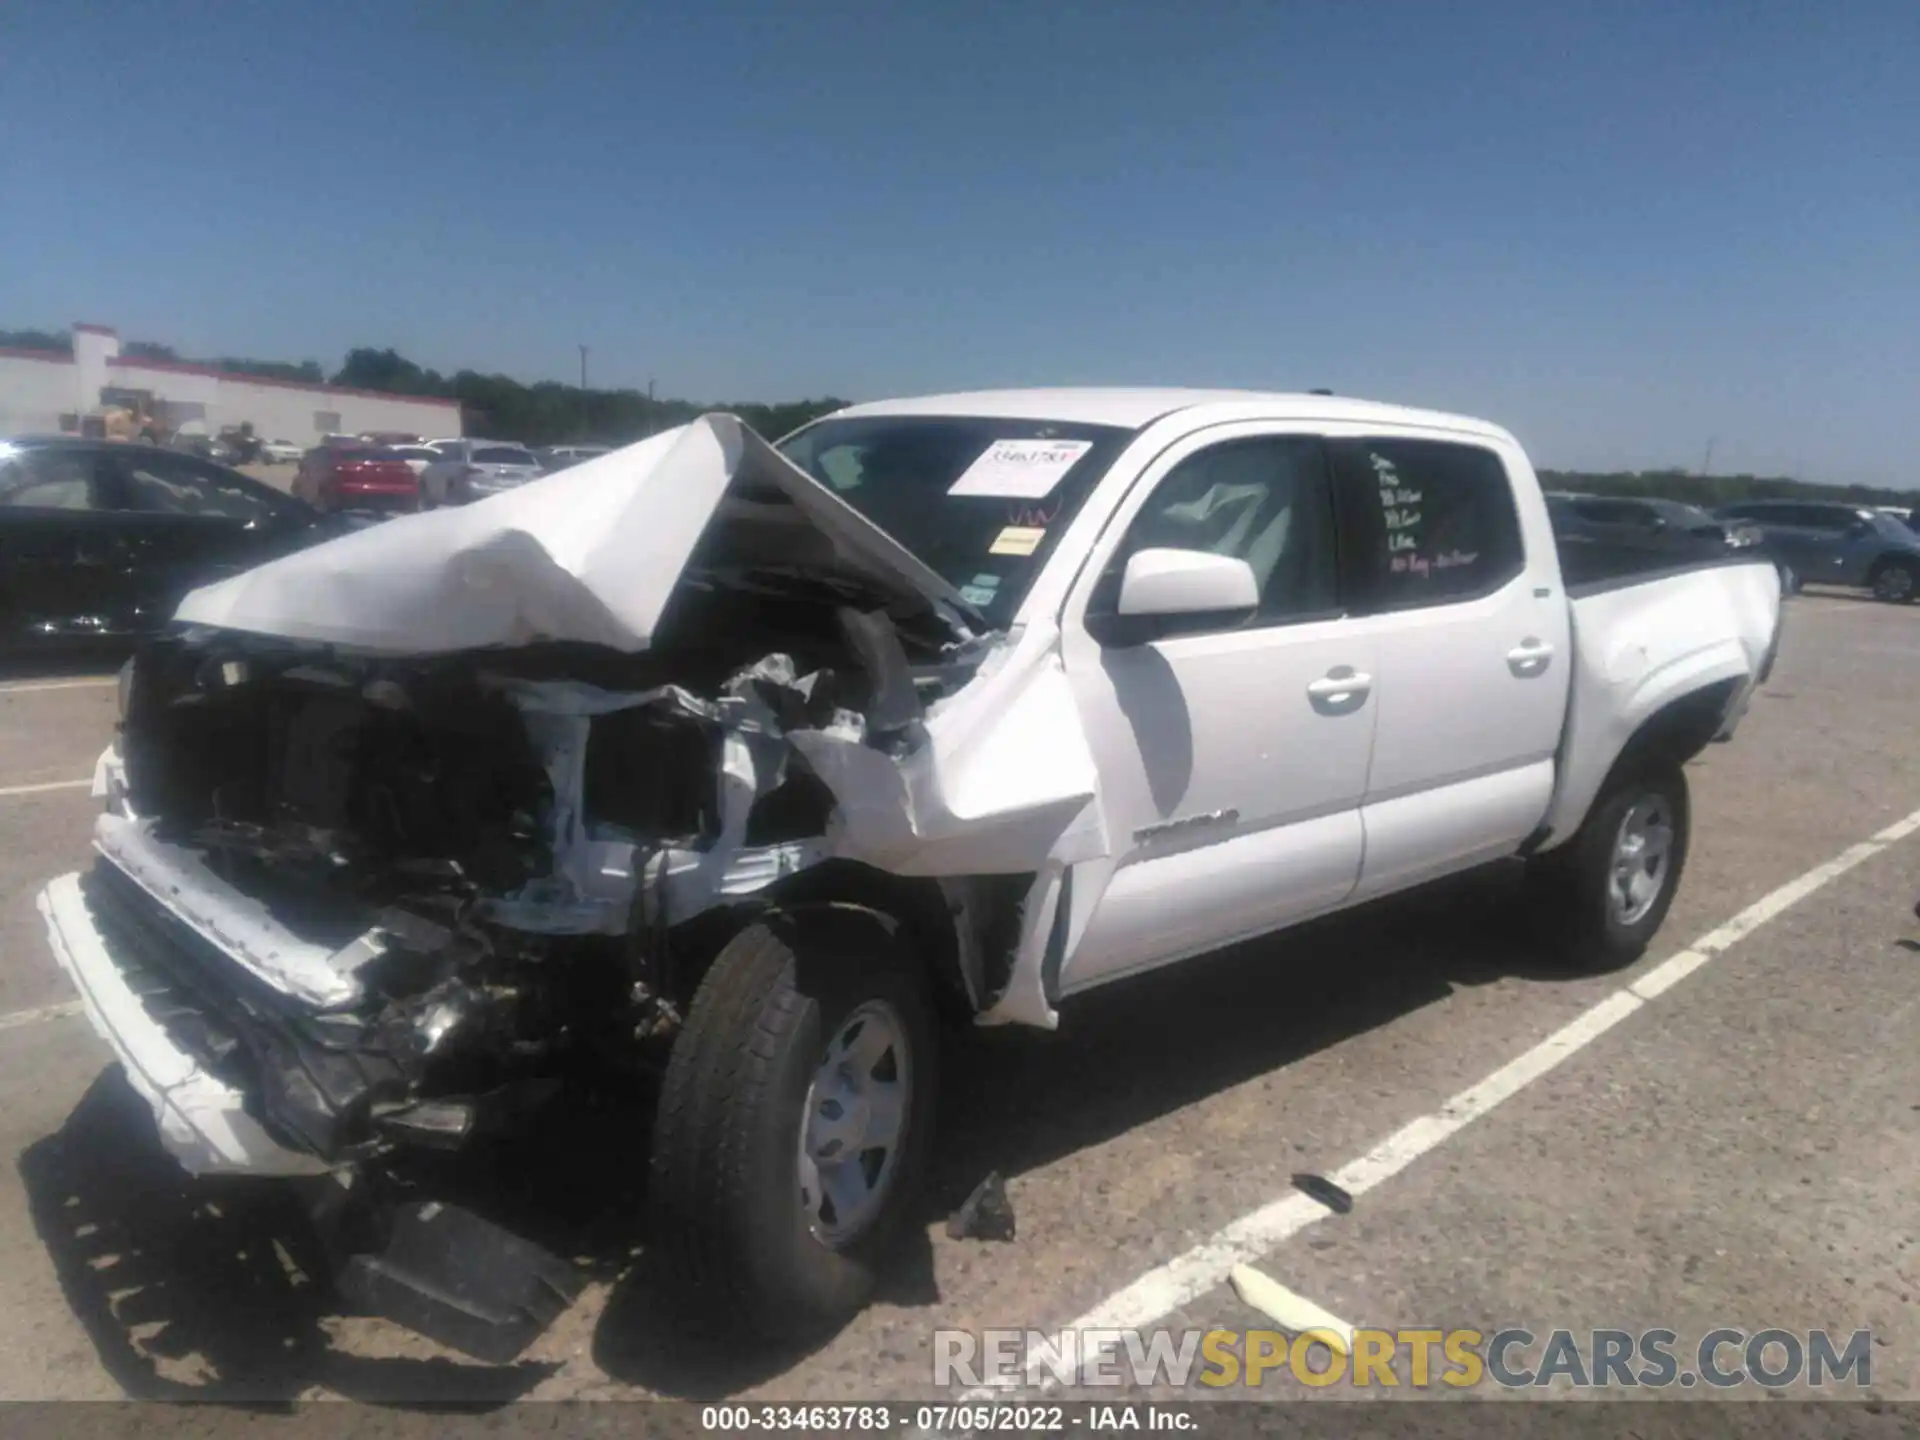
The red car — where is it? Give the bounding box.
[292,442,422,515]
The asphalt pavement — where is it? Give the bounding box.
[0,589,1914,1414]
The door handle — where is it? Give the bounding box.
[1507,639,1555,677]
[1307,668,1372,708]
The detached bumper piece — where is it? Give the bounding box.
[325,1196,585,1364]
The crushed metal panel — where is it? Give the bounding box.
[172,414,975,657]
[793,626,1110,877]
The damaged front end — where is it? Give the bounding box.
[41,414,1113,1360]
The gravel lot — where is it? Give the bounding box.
[0,588,1914,1412]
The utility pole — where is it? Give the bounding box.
[1701,437,1716,476]
[578,345,589,390]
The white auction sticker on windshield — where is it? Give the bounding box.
[949,438,1094,499]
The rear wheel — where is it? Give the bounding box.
[649,908,937,1345]
[1527,763,1690,972]
[1871,559,1917,603]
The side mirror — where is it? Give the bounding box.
[1118,548,1259,617]
[1086,547,1263,649]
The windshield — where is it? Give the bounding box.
[1866,512,1914,541]
[474,446,538,465]
[777,415,1135,627]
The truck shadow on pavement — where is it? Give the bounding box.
[591,862,1587,1397]
[21,862,1588,1405]
[18,1075,569,1407]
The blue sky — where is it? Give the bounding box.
[2,1,1914,484]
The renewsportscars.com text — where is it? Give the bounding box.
[933,1327,1874,1390]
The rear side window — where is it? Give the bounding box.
[1800,507,1843,529]
[1334,438,1525,609]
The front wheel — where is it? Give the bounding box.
[649,908,937,1345]
[1871,559,1917,604]
[1526,763,1691,973]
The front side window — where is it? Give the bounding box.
[1089,435,1338,631]
[110,453,284,523]
[1335,438,1525,609]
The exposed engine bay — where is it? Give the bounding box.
[100,584,992,1170]
[46,413,1112,1359]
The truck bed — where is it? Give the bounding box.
[1553,527,1766,595]
[1539,552,1783,850]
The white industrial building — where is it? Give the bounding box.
[0,323,461,446]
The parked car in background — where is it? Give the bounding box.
[419,440,545,505]
[538,444,613,473]
[1873,505,1919,533]
[385,444,441,478]
[1714,499,1920,601]
[291,443,422,516]
[0,435,336,650]
[169,431,241,466]
[1547,493,1762,555]
[260,439,303,464]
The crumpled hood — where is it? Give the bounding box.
[175,414,975,654]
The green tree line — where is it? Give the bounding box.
[5,326,1910,496]
[327,346,846,445]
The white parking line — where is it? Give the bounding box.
[0,678,116,695]
[0,779,92,799]
[959,801,1920,1402]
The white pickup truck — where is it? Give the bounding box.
[38,389,1781,1361]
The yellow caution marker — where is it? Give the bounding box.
[1227,1263,1356,1358]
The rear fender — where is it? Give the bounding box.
[1533,643,1752,855]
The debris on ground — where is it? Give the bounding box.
[946,1171,1016,1241]
[1291,1173,1354,1214]
[1227,1264,1354,1356]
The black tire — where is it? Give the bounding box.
[1526,762,1691,973]
[649,907,937,1345]
[1871,558,1918,604]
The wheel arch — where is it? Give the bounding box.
[671,860,1015,1024]
[1866,550,1919,594]
[1531,674,1740,856]
[1595,676,1740,790]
